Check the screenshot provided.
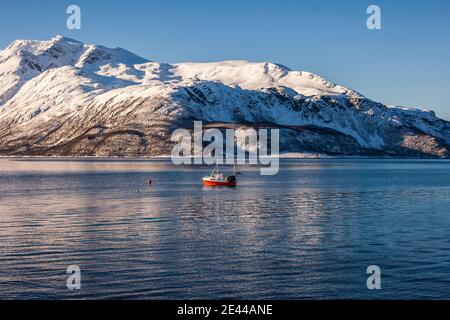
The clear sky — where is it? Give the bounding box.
[1,0,449,119]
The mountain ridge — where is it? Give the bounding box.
[0,36,449,157]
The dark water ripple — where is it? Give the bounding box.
[1,159,450,299]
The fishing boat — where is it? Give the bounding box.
[202,165,237,187]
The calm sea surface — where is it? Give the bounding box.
[1,158,450,299]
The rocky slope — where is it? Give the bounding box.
[0,35,449,157]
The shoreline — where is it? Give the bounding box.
[0,154,449,161]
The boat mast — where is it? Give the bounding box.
[212,163,219,177]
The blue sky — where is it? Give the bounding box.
[1,0,450,119]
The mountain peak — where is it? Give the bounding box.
[51,34,82,44]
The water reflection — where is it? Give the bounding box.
[1,158,450,299]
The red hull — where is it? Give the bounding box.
[203,179,237,187]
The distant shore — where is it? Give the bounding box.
[1,154,448,160]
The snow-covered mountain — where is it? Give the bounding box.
[0,35,449,157]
